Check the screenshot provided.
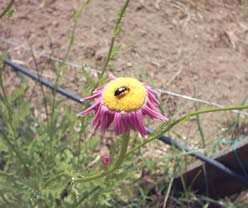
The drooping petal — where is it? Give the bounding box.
[80,91,102,102]
[142,104,168,121]
[145,85,160,95]
[146,100,161,113]
[118,113,124,135]
[91,103,103,127]
[136,110,146,137]
[100,106,109,135]
[127,112,138,131]
[93,86,104,93]
[95,119,101,130]
[91,106,103,130]
[106,112,115,129]
[147,89,160,105]
[78,100,101,117]
[114,112,123,135]
[122,115,129,133]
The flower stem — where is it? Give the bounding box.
[92,0,130,92]
[47,0,90,161]
[99,0,129,79]
[126,105,248,156]
[44,132,130,186]
[0,55,29,173]
[74,132,130,182]
[63,0,90,65]
[0,0,15,18]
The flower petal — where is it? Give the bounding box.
[114,112,123,135]
[127,112,138,131]
[143,104,168,121]
[147,90,160,105]
[109,74,116,80]
[123,115,129,133]
[79,75,168,137]
[93,86,104,93]
[91,103,103,127]
[146,101,160,113]
[100,106,109,135]
[78,100,101,117]
[136,110,146,136]
[145,85,160,95]
[106,112,114,129]
[80,91,102,102]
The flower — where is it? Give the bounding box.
[78,74,168,136]
[102,154,112,165]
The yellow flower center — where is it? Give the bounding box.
[102,77,146,112]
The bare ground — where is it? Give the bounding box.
[1,0,248,153]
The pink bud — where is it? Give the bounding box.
[102,154,112,165]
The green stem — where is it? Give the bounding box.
[72,186,101,207]
[0,0,14,18]
[63,0,90,65]
[29,46,49,124]
[45,132,130,186]
[126,105,248,156]
[48,0,90,160]
[43,171,74,188]
[77,118,86,163]
[0,58,29,172]
[1,130,29,171]
[92,0,130,92]
[195,104,206,147]
[74,131,130,182]
[232,92,248,138]
[99,0,129,79]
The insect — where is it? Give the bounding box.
[114,86,129,96]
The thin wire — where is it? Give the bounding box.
[0,37,100,74]
[1,37,248,116]
[3,57,248,188]
[157,89,248,116]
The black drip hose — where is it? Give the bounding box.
[146,128,248,187]
[3,57,248,187]
[3,58,83,104]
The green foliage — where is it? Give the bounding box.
[0,0,15,18]
[0,60,139,207]
[1,0,248,207]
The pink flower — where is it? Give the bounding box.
[78,74,168,136]
[102,154,112,165]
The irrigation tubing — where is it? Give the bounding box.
[2,57,248,187]
[3,58,83,103]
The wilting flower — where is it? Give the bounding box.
[102,154,112,165]
[78,74,168,136]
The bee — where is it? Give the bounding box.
[115,86,129,96]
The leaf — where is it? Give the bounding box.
[9,84,28,104]
[0,137,9,151]
[110,45,122,59]
[7,8,15,18]
[113,24,121,37]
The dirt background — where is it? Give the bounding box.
[1,0,248,151]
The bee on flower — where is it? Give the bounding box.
[78,74,168,136]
